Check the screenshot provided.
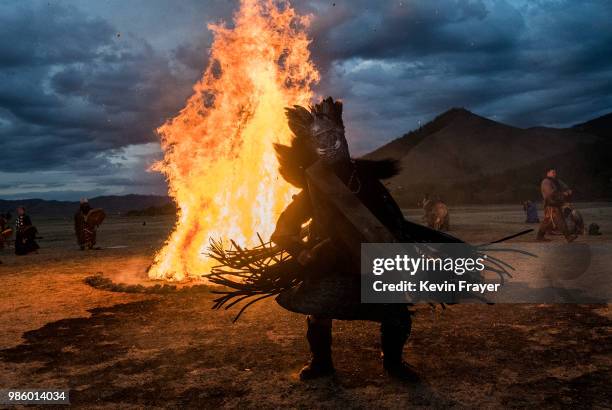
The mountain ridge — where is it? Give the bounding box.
[572,112,612,138]
[364,109,611,205]
[0,194,172,218]
[3,110,610,212]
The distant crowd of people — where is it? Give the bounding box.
[0,198,105,256]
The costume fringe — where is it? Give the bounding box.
[205,230,534,322]
[205,235,304,322]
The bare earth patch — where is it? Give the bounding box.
[0,207,610,408]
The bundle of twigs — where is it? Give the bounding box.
[205,234,306,321]
[205,228,536,321]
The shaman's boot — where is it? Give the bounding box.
[380,321,420,382]
[299,316,334,380]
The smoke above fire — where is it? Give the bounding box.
[148,0,319,281]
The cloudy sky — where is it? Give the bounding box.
[1,0,611,200]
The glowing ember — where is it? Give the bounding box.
[148,0,319,281]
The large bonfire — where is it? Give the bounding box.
[148,0,319,281]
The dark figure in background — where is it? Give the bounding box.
[270,97,465,381]
[523,200,539,223]
[419,195,450,231]
[0,212,9,229]
[74,198,96,250]
[536,168,577,242]
[0,212,12,249]
[562,204,585,235]
[15,206,39,255]
[588,223,602,236]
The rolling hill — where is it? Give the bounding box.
[365,108,612,205]
[3,109,610,215]
[0,195,172,218]
[572,112,612,138]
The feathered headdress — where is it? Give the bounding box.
[274,97,345,187]
[275,97,399,187]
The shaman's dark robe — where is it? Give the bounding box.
[271,160,462,321]
[205,102,522,321]
[15,214,39,255]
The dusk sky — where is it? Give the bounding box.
[1,0,611,200]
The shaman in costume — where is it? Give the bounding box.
[208,97,522,381]
[15,207,39,255]
[74,198,102,250]
[536,168,577,242]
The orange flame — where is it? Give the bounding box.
[148,0,319,281]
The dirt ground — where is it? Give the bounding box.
[0,204,610,408]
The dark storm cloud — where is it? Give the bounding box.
[1,0,611,199]
[173,36,213,72]
[297,0,612,152]
[306,0,513,66]
[0,4,113,68]
[0,2,201,175]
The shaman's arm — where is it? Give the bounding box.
[270,190,312,258]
